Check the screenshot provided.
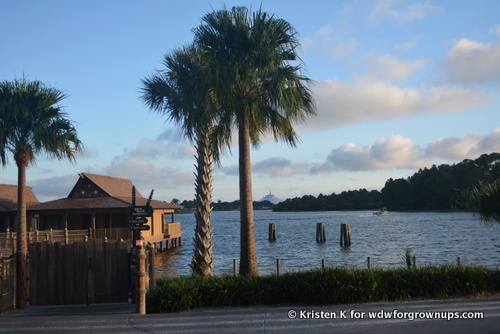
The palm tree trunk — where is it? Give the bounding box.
[238,114,259,276]
[190,129,214,276]
[15,155,28,308]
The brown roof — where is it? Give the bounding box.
[0,184,40,212]
[68,173,144,198]
[28,196,182,212]
[28,173,183,212]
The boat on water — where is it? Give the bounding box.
[373,207,389,215]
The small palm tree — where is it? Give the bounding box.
[464,180,500,224]
[0,78,82,308]
[141,46,222,276]
[462,180,500,261]
[193,6,316,275]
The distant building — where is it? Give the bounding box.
[259,191,282,205]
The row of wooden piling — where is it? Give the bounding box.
[269,222,351,246]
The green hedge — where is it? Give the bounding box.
[147,265,500,313]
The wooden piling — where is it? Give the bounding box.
[276,259,280,276]
[233,259,237,275]
[367,256,371,269]
[269,223,276,241]
[340,223,351,246]
[321,259,325,270]
[316,223,326,242]
[412,255,416,268]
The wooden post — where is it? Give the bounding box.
[321,259,325,270]
[64,228,69,245]
[269,223,276,241]
[367,256,371,270]
[316,223,326,242]
[340,223,351,246]
[233,259,237,275]
[276,259,280,276]
[91,213,96,241]
[412,255,416,268]
[11,233,16,254]
[135,237,146,315]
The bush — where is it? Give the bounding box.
[147,265,500,313]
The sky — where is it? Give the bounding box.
[1,0,500,203]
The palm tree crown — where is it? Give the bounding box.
[0,78,82,166]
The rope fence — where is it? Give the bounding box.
[205,256,499,277]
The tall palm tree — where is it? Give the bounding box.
[193,6,316,275]
[141,46,224,276]
[0,78,82,308]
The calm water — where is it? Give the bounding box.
[155,210,500,277]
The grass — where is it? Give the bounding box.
[147,265,500,313]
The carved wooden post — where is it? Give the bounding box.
[135,236,146,315]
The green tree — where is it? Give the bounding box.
[193,6,316,275]
[141,45,222,276]
[0,78,82,308]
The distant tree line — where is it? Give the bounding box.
[273,189,381,211]
[179,199,275,211]
[273,153,500,212]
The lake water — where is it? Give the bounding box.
[155,210,500,277]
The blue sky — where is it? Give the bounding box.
[1,0,499,203]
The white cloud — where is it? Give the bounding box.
[314,129,500,173]
[102,156,193,195]
[442,39,500,85]
[370,55,427,81]
[218,157,309,177]
[253,157,309,176]
[31,174,80,201]
[490,24,500,37]
[329,38,361,59]
[422,85,491,111]
[318,135,426,171]
[300,24,360,59]
[309,79,489,130]
[368,0,442,25]
[426,128,500,160]
[124,129,195,160]
[395,36,421,51]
